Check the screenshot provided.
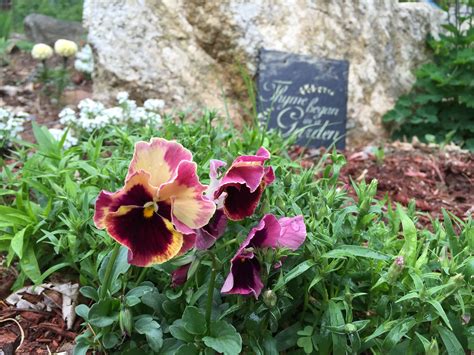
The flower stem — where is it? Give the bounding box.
[136,267,148,285]
[100,243,121,299]
[205,253,217,335]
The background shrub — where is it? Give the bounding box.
[383,5,474,150]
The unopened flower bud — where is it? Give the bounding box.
[387,256,405,283]
[344,323,357,334]
[262,290,277,308]
[428,338,439,355]
[395,256,405,267]
[119,307,133,336]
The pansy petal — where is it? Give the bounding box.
[206,159,226,201]
[178,232,196,255]
[263,166,275,185]
[220,165,265,193]
[233,146,271,164]
[238,214,281,253]
[159,160,216,230]
[221,253,263,298]
[104,206,183,267]
[127,138,193,187]
[94,171,157,229]
[277,215,306,250]
[222,183,263,221]
[196,209,228,250]
[171,263,191,288]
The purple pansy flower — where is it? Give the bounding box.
[221,214,306,298]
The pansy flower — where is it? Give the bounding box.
[221,214,306,298]
[94,138,216,267]
[214,148,275,221]
[171,263,191,288]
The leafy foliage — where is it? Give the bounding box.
[383,11,474,150]
[1,111,473,354]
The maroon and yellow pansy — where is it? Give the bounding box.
[94,138,216,267]
[214,147,275,221]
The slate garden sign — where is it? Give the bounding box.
[257,49,349,149]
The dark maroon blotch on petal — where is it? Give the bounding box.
[223,184,263,221]
[108,208,176,267]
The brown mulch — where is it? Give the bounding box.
[0,48,92,142]
[294,141,473,226]
[0,301,78,354]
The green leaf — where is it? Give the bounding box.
[275,322,301,351]
[397,205,417,267]
[38,262,74,284]
[75,304,90,320]
[414,332,431,353]
[73,341,90,355]
[442,209,460,257]
[395,292,419,303]
[182,306,206,335]
[80,286,99,301]
[203,320,242,355]
[438,326,464,355]
[382,318,416,350]
[157,339,182,355]
[322,245,390,261]
[169,320,194,342]
[102,333,119,349]
[135,316,163,352]
[11,227,27,259]
[88,299,120,327]
[125,285,154,298]
[273,260,315,291]
[175,344,199,355]
[31,121,59,156]
[328,301,346,355]
[98,246,130,291]
[427,300,452,330]
[20,246,42,284]
[297,336,313,354]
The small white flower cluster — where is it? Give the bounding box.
[48,128,79,149]
[0,108,28,147]
[74,44,94,74]
[59,92,164,134]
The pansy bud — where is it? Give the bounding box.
[428,338,439,355]
[119,307,133,336]
[262,290,277,308]
[344,323,357,334]
[387,256,405,283]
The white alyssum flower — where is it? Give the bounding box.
[31,43,54,60]
[144,99,165,111]
[54,39,78,57]
[0,108,28,147]
[48,128,78,149]
[116,92,129,103]
[58,92,165,135]
[74,44,94,74]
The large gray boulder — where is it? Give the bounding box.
[83,1,444,144]
[24,14,86,45]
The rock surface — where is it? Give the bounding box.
[24,14,86,46]
[83,1,444,144]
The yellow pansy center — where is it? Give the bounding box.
[143,202,157,218]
